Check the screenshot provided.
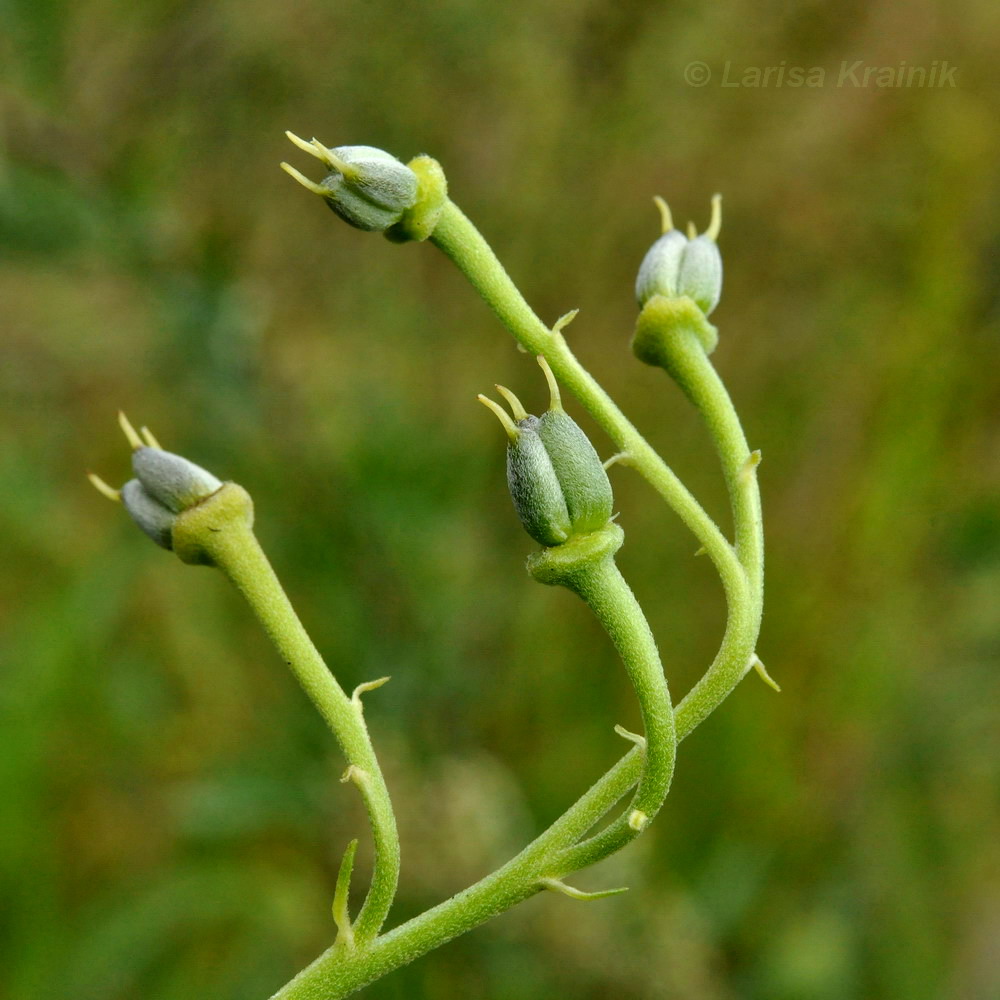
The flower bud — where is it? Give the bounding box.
[635,195,723,316]
[675,235,722,316]
[635,230,687,303]
[120,478,175,549]
[89,414,223,551]
[131,446,222,514]
[480,358,613,548]
[535,408,613,536]
[282,134,419,232]
[507,415,573,546]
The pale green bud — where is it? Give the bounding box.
[635,230,687,303]
[635,195,723,316]
[131,446,222,515]
[676,235,722,316]
[319,146,419,232]
[89,414,223,552]
[282,134,418,233]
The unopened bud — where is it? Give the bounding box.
[282,134,419,232]
[507,414,574,546]
[89,414,223,551]
[131,446,222,514]
[636,194,723,316]
[480,358,613,548]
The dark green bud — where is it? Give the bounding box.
[507,415,573,546]
[481,358,614,548]
[536,409,613,535]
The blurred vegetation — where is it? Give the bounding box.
[2,0,999,997]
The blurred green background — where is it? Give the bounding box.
[2,0,999,997]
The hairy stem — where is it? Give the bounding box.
[265,185,764,999]
[191,504,400,944]
[527,530,677,866]
[430,200,761,730]
[271,542,672,1000]
[637,317,765,732]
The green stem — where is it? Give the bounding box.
[265,186,764,999]
[637,315,765,733]
[429,200,761,732]
[529,528,677,861]
[188,494,400,944]
[430,202,740,587]
[568,555,675,830]
[271,540,672,1000]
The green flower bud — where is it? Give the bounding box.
[480,358,613,548]
[507,414,573,546]
[120,478,175,549]
[131,445,222,514]
[635,230,687,303]
[88,414,223,551]
[282,134,418,233]
[676,235,722,316]
[536,408,613,535]
[635,195,723,316]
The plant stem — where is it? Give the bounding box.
[194,507,399,944]
[431,202,739,583]
[637,316,765,732]
[270,545,672,1000]
[538,539,677,865]
[265,189,765,999]
[429,200,762,730]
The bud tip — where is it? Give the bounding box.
[536,355,562,411]
[87,472,121,502]
[280,161,328,197]
[140,426,162,449]
[118,411,143,451]
[706,193,723,241]
[285,130,325,161]
[477,394,520,442]
[653,195,673,234]
[495,384,528,422]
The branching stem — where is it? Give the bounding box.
[266,194,764,998]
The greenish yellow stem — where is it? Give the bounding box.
[429,201,760,733]
[266,180,764,1000]
[174,486,399,944]
[271,531,673,1000]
